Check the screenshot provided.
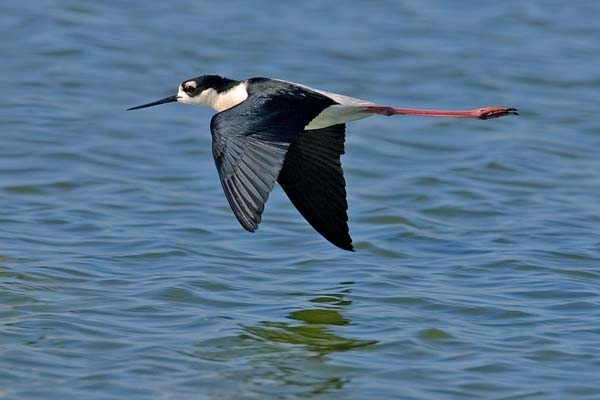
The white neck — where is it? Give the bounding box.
[177,81,249,112]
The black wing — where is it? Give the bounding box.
[210,81,334,231]
[278,124,353,251]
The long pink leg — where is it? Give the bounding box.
[363,105,518,120]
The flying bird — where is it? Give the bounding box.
[128,75,517,250]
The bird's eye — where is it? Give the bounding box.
[183,84,196,94]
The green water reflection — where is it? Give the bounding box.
[193,283,376,397]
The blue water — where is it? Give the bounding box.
[2,1,600,399]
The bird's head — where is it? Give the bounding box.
[127,75,240,111]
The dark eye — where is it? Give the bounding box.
[183,84,196,94]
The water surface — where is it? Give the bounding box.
[2,1,600,399]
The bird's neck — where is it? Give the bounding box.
[203,80,249,112]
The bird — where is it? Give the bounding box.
[128,75,517,251]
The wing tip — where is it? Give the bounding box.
[332,235,354,251]
[341,243,355,252]
[238,216,260,232]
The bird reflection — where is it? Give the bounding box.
[242,286,372,352]
[193,282,376,397]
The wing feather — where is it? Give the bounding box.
[278,124,353,250]
[210,81,334,231]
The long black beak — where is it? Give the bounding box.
[127,95,178,111]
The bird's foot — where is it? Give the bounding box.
[477,107,519,120]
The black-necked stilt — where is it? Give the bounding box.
[128,75,517,251]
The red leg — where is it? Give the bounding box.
[364,106,518,120]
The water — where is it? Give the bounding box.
[2,1,600,399]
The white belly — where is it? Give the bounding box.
[305,105,372,130]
